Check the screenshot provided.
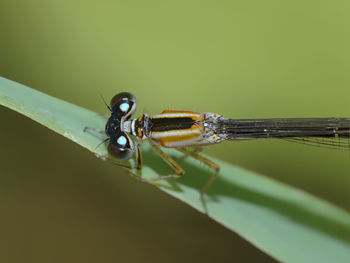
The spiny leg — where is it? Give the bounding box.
[134,140,143,170]
[177,148,220,192]
[177,148,220,214]
[177,146,203,161]
[141,140,185,182]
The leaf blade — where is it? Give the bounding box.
[1,76,350,262]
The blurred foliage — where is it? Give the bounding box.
[0,0,350,262]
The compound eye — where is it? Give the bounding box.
[110,92,137,120]
[108,133,133,160]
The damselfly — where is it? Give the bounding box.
[85,92,350,212]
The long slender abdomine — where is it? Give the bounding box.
[215,117,350,139]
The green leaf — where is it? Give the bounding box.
[1,76,350,262]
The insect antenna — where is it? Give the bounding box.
[99,92,112,112]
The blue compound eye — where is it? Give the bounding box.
[107,133,133,160]
[110,92,137,120]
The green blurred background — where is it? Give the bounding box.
[1,1,350,262]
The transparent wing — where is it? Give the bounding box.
[283,137,350,151]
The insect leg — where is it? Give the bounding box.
[141,140,185,182]
[134,140,143,170]
[176,148,220,214]
[177,146,203,161]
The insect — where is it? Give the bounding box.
[85,92,350,213]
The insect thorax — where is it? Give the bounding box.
[123,114,151,140]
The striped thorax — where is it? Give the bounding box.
[122,110,226,148]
